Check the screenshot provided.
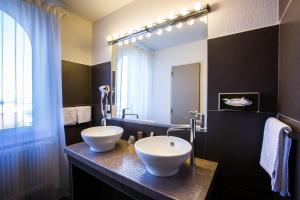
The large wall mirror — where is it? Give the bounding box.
[110,16,208,128]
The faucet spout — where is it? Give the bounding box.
[166,111,202,166]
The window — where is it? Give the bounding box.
[0,10,32,129]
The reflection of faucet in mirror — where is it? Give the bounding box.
[122,108,139,119]
[167,111,204,166]
[99,85,110,126]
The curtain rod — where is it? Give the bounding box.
[23,0,68,17]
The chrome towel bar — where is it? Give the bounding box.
[284,129,299,140]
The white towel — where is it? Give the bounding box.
[63,107,77,125]
[260,117,292,196]
[76,106,91,124]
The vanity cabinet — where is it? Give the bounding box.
[65,140,218,200]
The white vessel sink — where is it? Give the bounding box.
[135,136,192,177]
[81,126,123,152]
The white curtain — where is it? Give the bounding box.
[0,0,68,199]
[115,45,152,120]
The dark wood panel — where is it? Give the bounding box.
[64,123,92,146]
[208,25,279,113]
[207,26,279,200]
[62,60,91,107]
[92,62,112,106]
[279,1,300,199]
[206,111,276,200]
[279,0,300,122]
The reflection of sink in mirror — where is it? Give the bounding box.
[110,15,207,129]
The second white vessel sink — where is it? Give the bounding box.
[81,126,123,152]
[135,136,192,177]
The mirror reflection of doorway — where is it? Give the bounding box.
[171,63,200,124]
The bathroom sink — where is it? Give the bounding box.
[135,136,192,177]
[81,126,123,152]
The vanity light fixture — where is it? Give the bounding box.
[131,37,137,43]
[119,31,126,37]
[176,22,183,29]
[106,36,112,42]
[146,21,153,28]
[138,35,144,40]
[127,28,134,35]
[166,26,172,32]
[107,3,210,45]
[156,29,163,35]
[180,7,189,16]
[168,12,176,20]
[193,2,202,11]
[200,16,207,23]
[187,19,194,25]
[157,16,164,24]
[112,33,118,40]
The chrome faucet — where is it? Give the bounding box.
[167,111,204,166]
[122,108,139,119]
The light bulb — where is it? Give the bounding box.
[168,12,176,20]
[146,33,152,38]
[176,23,183,29]
[124,40,129,45]
[200,16,207,23]
[118,42,123,46]
[119,32,126,37]
[180,8,189,16]
[156,29,163,35]
[131,37,136,43]
[106,36,112,41]
[127,28,133,35]
[135,25,142,32]
[157,16,164,24]
[166,26,172,32]
[138,35,144,40]
[112,33,118,39]
[194,2,202,11]
[146,21,153,28]
[188,19,194,26]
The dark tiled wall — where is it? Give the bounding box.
[91,62,112,125]
[207,26,279,200]
[61,60,92,145]
[62,60,91,107]
[279,0,300,199]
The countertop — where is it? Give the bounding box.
[64,140,218,200]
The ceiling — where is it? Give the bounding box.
[47,0,137,22]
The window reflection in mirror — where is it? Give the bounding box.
[111,17,207,128]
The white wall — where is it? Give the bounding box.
[151,40,207,124]
[92,0,278,65]
[61,13,92,65]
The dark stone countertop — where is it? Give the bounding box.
[64,140,218,200]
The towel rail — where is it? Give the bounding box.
[284,130,299,140]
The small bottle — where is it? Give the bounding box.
[128,135,136,146]
[137,131,143,140]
